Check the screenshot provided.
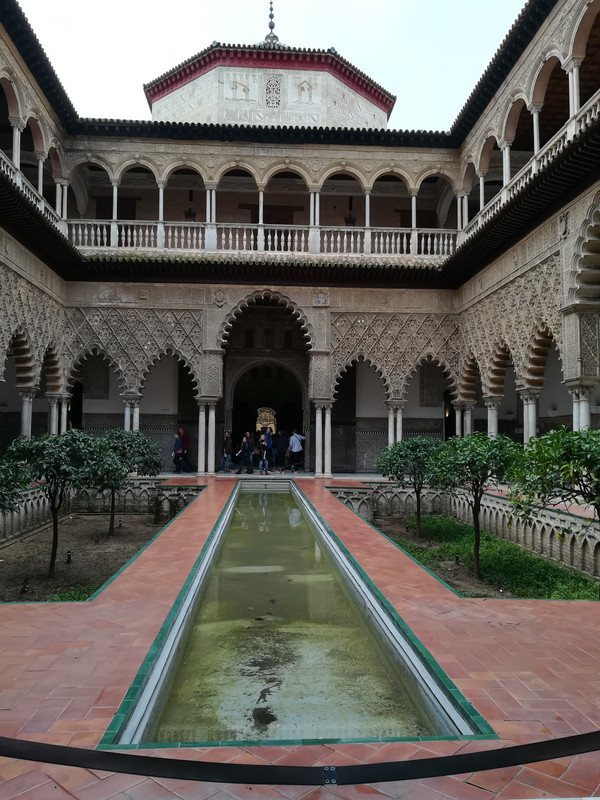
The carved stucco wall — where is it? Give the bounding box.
[63,308,203,395]
[0,264,65,386]
[330,312,462,400]
[460,254,563,391]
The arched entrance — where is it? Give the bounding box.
[222,296,310,461]
[231,363,303,447]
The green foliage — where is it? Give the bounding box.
[51,585,101,602]
[99,429,164,536]
[7,430,112,577]
[102,429,164,477]
[426,433,520,578]
[0,457,30,513]
[376,437,442,490]
[376,437,442,535]
[391,516,597,599]
[509,427,600,530]
[426,433,519,502]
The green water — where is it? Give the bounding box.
[153,492,431,743]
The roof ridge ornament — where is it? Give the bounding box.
[265,1,279,43]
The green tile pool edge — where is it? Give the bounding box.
[298,485,496,740]
[99,481,239,748]
[99,479,496,750]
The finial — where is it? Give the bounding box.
[265,0,279,43]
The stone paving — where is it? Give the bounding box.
[1,476,600,799]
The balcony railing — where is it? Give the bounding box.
[66,220,459,259]
[4,89,600,263]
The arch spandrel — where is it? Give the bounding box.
[64,307,203,396]
[331,311,461,402]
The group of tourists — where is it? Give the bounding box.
[171,425,306,474]
[221,427,305,475]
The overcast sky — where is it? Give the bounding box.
[17,0,527,131]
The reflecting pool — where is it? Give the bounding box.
[152,491,432,742]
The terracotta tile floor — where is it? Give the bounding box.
[1,477,600,799]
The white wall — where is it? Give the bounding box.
[141,356,179,414]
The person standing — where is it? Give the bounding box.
[274,429,288,473]
[289,428,305,473]
[236,435,253,474]
[220,430,234,473]
[258,433,269,475]
[245,430,256,473]
[172,431,183,474]
[177,426,192,472]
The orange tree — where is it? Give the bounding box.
[100,429,164,536]
[426,433,519,579]
[508,427,600,536]
[7,429,115,577]
[376,437,442,536]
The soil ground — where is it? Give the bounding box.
[372,516,510,599]
[0,513,163,602]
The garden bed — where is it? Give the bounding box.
[0,513,163,602]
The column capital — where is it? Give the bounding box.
[197,396,219,408]
[482,395,503,409]
[518,388,540,402]
[8,116,25,132]
[18,388,37,401]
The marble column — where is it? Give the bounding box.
[484,396,502,437]
[387,404,395,446]
[478,173,486,212]
[59,395,69,434]
[132,400,140,432]
[9,118,23,170]
[207,402,216,474]
[570,388,581,431]
[123,400,131,431]
[463,403,474,435]
[35,152,45,196]
[579,386,594,431]
[48,395,59,435]
[197,403,206,475]
[395,405,404,442]
[314,404,323,477]
[19,389,35,438]
[453,403,463,438]
[324,404,333,478]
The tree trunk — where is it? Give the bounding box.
[108,489,116,536]
[472,496,481,581]
[415,490,422,537]
[48,502,59,579]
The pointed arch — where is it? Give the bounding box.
[67,347,127,394]
[523,323,555,391]
[458,353,482,403]
[5,327,35,388]
[40,345,62,394]
[219,290,313,351]
[401,353,457,403]
[140,347,199,397]
[487,341,514,396]
[571,191,600,305]
[332,354,390,401]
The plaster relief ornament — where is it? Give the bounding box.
[213,289,226,308]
